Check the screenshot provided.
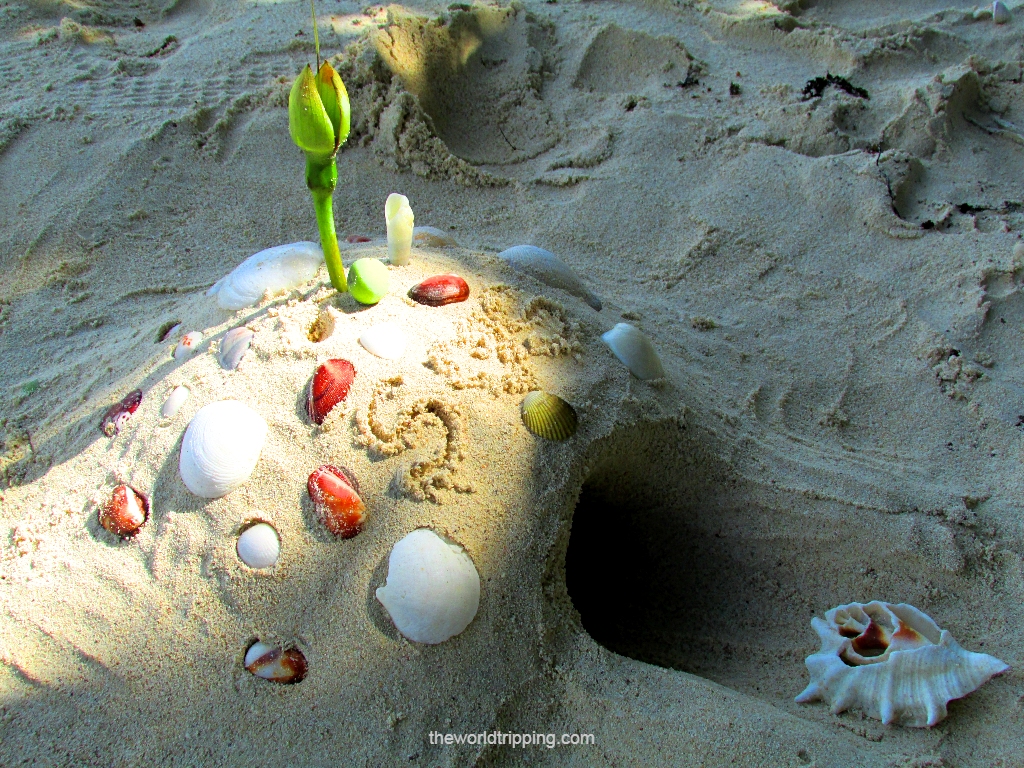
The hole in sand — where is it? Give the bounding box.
[307,307,335,343]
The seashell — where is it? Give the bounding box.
[174,331,202,361]
[158,321,182,342]
[413,226,457,247]
[244,641,307,684]
[100,389,143,437]
[498,245,602,311]
[408,274,470,307]
[307,359,356,425]
[358,323,406,359]
[161,385,190,419]
[99,484,149,538]
[385,193,415,266]
[601,323,665,380]
[347,257,390,305]
[307,464,365,538]
[993,1,1011,23]
[219,327,254,370]
[521,391,577,440]
[179,400,268,498]
[236,522,280,569]
[796,601,1009,727]
[207,241,323,310]
[376,529,480,644]
[346,234,371,243]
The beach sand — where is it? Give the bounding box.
[0,0,1022,764]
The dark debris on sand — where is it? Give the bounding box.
[801,73,870,101]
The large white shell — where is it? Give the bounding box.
[386,194,415,266]
[359,323,406,359]
[179,401,268,498]
[498,245,602,310]
[236,523,280,569]
[376,529,480,644]
[207,242,324,310]
[796,601,1009,727]
[601,323,665,380]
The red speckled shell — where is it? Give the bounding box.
[245,646,308,684]
[307,464,365,538]
[99,484,149,537]
[307,359,356,425]
[408,274,470,307]
[100,389,143,437]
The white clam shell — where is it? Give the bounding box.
[376,529,480,644]
[993,1,1011,23]
[179,401,268,498]
[386,193,415,266]
[359,323,407,359]
[161,385,190,418]
[498,245,602,310]
[796,601,1009,727]
[207,241,324,310]
[601,323,665,380]
[412,226,457,247]
[174,331,202,361]
[236,523,280,569]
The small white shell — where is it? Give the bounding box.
[207,242,324,310]
[386,194,415,266]
[174,331,202,361]
[796,601,1009,727]
[376,529,480,644]
[498,245,602,310]
[359,323,406,359]
[179,401,268,498]
[601,323,665,380]
[161,385,190,418]
[236,522,280,569]
[413,226,457,247]
[993,1,1011,23]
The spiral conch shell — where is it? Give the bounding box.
[179,401,268,498]
[796,602,1008,727]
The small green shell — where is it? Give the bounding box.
[521,391,577,440]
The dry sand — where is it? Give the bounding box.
[1,0,1023,765]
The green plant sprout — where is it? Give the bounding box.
[289,0,351,293]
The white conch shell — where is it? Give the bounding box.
[386,193,415,266]
[412,226,457,247]
[498,245,602,310]
[601,323,665,380]
[207,242,324,310]
[796,601,1009,727]
[376,529,480,644]
[179,401,268,498]
[359,323,406,360]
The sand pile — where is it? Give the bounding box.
[0,0,1022,765]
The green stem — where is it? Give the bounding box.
[306,156,346,292]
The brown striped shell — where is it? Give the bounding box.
[408,274,470,307]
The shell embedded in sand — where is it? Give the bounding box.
[219,327,253,370]
[99,484,148,538]
[174,331,202,361]
[307,464,366,538]
[359,323,406,359]
[236,522,280,569]
[408,274,470,306]
[385,193,415,266]
[993,1,1011,24]
[601,323,665,380]
[498,245,602,311]
[412,226,457,247]
[244,641,307,684]
[796,601,1009,727]
[307,359,356,425]
[207,241,324,310]
[179,400,268,498]
[100,389,143,437]
[521,391,578,440]
[376,529,480,644]
[161,385,190,419]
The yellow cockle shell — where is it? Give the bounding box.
[521,391,578,440]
